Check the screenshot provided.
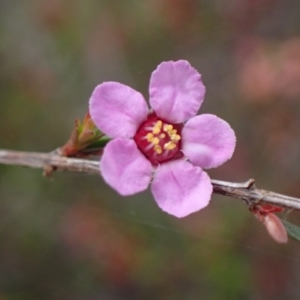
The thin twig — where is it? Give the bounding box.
[0,149,99,175]
[0,149,300,211]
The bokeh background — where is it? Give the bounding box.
[1,0,300,299]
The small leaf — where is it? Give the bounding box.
[281,219,300,242]
[84,136,111,150]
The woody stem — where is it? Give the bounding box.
[0,149,300,210]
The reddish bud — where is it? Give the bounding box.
[58,112,105,157]
[263,213,288,244]
[249,203,288,243]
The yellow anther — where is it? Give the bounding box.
[163,124,173,132]
[152,121,162,134]
[152,127,161,134]
[146,133,154,142]
[154,145,162,154]
[170,129,177,135]
[164,141,177,150]
[171,134,181,142]
[157,120,163,127]
[152,137,159,145]
[159,133,166,139]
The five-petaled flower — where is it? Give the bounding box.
[89,60,236,218]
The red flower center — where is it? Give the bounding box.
[134,113,183,165]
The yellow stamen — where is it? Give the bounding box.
[146,133,154,142]
[170,129,177,135]
[171,134,181,142]
[152,120,162,134]
[154,145,162,154]
[163,124,173,132]
[152,128,160,134]
[164,141,177,150]
[159,133,166,139]
[152,137,159,145]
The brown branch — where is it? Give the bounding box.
[1,149,300,211]
[0,149,100,175]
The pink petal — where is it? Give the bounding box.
[100,138,153,196]
[89,82,148,138]
[149,60,206,123]
[182,114,236,169]
[151,160,212,218]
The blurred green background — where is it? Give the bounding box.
[1,0,300,299]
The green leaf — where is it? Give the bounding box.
[83,136,111,151]
[281,219,300,242]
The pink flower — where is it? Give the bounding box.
[89,60,236,218]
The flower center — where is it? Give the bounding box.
[134,113,183,165]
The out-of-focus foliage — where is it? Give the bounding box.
[1,0,300,299]
[282,220,300,242]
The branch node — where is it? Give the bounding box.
[245,178,256,190]
[43,165,56,177]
